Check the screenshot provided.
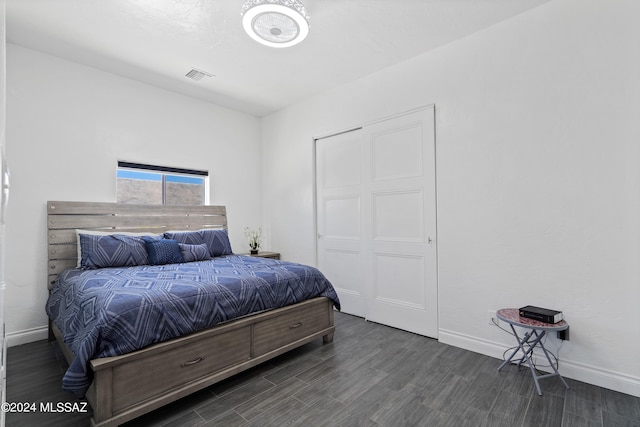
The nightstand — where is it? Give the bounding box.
[242,251,280,260]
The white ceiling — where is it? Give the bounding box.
[6,0,549,117]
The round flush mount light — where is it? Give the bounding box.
[241,0,310,48]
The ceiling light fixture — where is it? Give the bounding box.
[241,0,310,48]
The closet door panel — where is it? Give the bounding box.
[364,107,437,338]
[316,130,366,317]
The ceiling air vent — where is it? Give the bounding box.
[185,68,213,81]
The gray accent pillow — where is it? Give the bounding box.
[178,243,211,262]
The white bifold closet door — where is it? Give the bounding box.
[316,106,438,338]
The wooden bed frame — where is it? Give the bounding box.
[47,201,335,427]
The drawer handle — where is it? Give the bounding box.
[180,356,205,368]
[289,322,303,329]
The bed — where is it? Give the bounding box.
[46,201,340,427]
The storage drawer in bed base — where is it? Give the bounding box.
[52,297,335,427]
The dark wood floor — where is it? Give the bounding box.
[6,312,640,427]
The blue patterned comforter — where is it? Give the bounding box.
[46,255,340,398]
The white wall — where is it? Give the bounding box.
[5,44,263,344]
[261,0,640,396]
[0,1,7,419]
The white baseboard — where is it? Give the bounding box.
[439,328,640,398]
[6,326,48,348]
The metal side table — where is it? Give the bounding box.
[496,308,570,396]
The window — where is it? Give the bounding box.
[117,162,208,205]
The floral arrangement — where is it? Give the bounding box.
[244,227,262,253]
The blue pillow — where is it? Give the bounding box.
[79,233,151,269]
[178,243,211,263]
[143,237,185,265]
[164,229,233,257]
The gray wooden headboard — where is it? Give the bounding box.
[47,201,228,289]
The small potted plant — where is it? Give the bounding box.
[244,227,262,254]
